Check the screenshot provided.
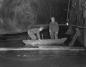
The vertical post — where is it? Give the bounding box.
[84,24,86,47]
[84,11,86,46]
[82,1,86,47]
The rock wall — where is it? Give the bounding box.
[0,0,68,34]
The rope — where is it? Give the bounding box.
[70,25,86,29]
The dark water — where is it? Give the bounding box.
[0,50,86,67]
[0,25,84,67]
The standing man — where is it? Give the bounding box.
[49,17,59,39]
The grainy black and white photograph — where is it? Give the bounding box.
[0,0,85,67]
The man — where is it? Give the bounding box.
[28,29,36,40]
[49,17,59,39]
[28,27,44,40]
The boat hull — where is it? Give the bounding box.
[23,38,67,46]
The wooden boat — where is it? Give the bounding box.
[23,38,67,46]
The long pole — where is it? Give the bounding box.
[66,0,71,24]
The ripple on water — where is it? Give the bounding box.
[0,49,85,61]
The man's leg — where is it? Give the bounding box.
[30,33,36,40]
[37,32,41,40]
[50,32,54,39]
[55,32,59,39]
[28,31,36,40]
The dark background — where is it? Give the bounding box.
[0,1,85,67]
[0,0,69,34]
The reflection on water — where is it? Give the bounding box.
[0,49,86,67]
[0,49,86,60]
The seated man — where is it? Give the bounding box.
[28,27,44,40]
[49,17,59,39]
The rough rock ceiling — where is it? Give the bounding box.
[0,0,68,34]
